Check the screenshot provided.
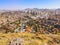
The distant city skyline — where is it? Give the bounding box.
[0,0,60,10]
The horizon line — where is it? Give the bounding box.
[0,8,60,11]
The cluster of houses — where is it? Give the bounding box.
[0,9,60,33]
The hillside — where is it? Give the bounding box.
[0,9,60,45]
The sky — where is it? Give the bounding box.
[0,0,60,10]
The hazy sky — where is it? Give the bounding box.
[0,0,60,10]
